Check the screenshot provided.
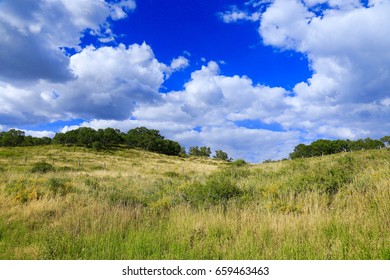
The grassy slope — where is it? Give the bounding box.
[0,145,389,260]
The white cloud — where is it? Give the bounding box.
[170,56,190,71]
[0,40,169,125]
[127,61,300,162]
[0,0,136,83]
[252,0,390,139]
[175,126,300,162]
[219,5,261,23]
[110,0,136,20]
[59,43,166,120]
[23,130,56,138]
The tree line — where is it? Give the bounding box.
[0,127,232,160]
[0,129,52,147]
[290,137,389,159]
[52,126,182,156]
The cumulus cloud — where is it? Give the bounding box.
[22,130,56,138]
[253,0,390,139]
[218,4,261,23]
[60,43,166,120]
[0,0,136,83]
[170,56,190,71]
[126,61,301,161]
[61,60,302,162]
[216,0,390,142]
[0,1,166,125]
[0,42,168,125]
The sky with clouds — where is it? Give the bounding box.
[1,0,389,162]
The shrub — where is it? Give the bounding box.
[288,155,358,196]
[163,171,180,178]
[182,172,242,207]
[5,179,43,204]
[46,178,74,197]
[31,162,55,173]
[92,141,104,151]
[231,159,247,167]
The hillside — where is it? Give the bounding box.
[0,146,389,259]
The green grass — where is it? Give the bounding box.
[0,145,389,259]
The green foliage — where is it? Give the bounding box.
[189,146,211,157]
[46,178,74,197]
[31,162,55,173]
[231,159,247,167]
[92,141,104,151]
[0,129,52,147]
[183,172,242,207]
[380,135,390,146]
[163,171,180,178]
[52,126,182,156]
[0,129,25,146]
[287,155,358,196]
[290,138,385,159]
[97,128,123,147]
[125,127,164,150]
[125,127,181,156]
[213,149,230,161]
[5,179,43,204]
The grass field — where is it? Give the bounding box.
[0,145,389,259]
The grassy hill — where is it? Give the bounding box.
[0,145,389,259]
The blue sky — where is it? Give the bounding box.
[1,0,390,162]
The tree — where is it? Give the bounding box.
[53,132,66,145]
[179,147,187,157]
[290,144,311,159]
[1,129,25,146]
[126,127,164,151]
[214,149,229,161]
[380,136,390,147]
[76,127,98,147]
[97,128,123,147]
[189,146,211,157]
[158,139,182,156]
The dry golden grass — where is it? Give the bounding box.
[0,146,389,259]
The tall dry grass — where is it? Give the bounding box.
[0,146,389,259]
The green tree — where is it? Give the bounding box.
[214,149,229,161]
[380,136,390,147]
[76,127,98,147]
[290,144,312,159]
[97,128,123,147]
[126,127,164,151]
[53,132,66,145]
[189,146,211,157]
[1,129,25,146]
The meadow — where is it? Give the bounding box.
[0,145,389,259]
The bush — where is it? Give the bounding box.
[5,179,43,204]
[183,172,242,207]
[163,171,180,178]
[231,159,247,167]
[31,162,55,173]
[92,141,104,151]
[46,178,74,197]
[288,155,358,196]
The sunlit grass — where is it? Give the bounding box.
[0,146,389,259]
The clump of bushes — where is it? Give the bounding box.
[182,172,242,207]
[288,155,358,196]
[31,162,55,173]
[46,177,74,197]
[230,159,247,167]
[5,179,44,204]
